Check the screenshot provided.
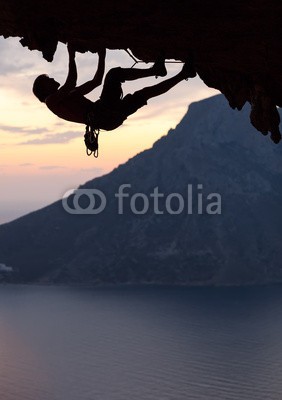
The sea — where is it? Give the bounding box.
[0,284,282,400]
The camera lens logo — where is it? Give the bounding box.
[62,189,107,214]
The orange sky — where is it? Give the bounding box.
[0,37,219,223]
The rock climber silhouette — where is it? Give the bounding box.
[33,43,196,155]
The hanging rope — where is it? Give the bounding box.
[84,124,100,158]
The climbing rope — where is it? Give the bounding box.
[84,124,100,158]
[125,49,184,68]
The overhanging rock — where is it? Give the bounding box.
[1,0,282,142]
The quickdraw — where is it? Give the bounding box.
[84,125,100,158]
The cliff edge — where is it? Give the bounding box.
[1,0,282,140]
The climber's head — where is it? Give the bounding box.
[33,74,60,102]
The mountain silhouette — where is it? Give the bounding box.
[0,95,281,285]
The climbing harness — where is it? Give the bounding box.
[84,124,100,158]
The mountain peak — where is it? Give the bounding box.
[0,95,281,286]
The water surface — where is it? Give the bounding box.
[0,284,281,400]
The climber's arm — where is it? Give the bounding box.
[57,43,78,94]
[74,49,106,96]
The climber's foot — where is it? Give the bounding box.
[152,53,167,77]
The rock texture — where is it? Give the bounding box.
[1,0,282,141]
[0,95,282,285]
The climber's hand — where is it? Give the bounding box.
[98,48,106,59]
[67,42,76,58]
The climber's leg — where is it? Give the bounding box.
[106,65,166,82]
[107,56,167,82]
[121,66,189,118]
[100,67,155,103]
[100,58,167,103]
[133,67,188,103]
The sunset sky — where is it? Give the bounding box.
[0,37,219,224]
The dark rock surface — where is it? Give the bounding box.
[0,0,282,140]
[0,95,281,285]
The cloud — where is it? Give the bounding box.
[0,61,34,76]
[0,124,49,135]
[20,131,82,145]
[0,38,69,97]
[0,38,36,76]
[39,165,66,170]
[80,167,104,174]
[19,163,34,167]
